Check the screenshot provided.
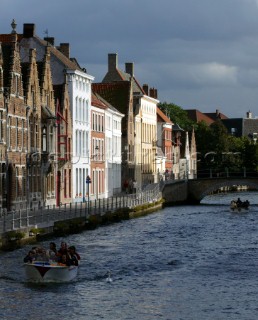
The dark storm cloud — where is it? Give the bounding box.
[1,0,258,116]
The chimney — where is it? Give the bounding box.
[23,23,36,38]
[108,53,118,71]
[125,62,134,76]
[59,43,70,58]
[44,37,55,46]
[246,110,252,119]
[143,84,149,95]
[149,87,158,99]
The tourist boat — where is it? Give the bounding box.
[230,200,250,212]
[23,261,78,283]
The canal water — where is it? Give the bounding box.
[1,191,258,320]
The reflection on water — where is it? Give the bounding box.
[201,190,258,206]
[0,192,258,319]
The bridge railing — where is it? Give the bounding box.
[197,168,258,179]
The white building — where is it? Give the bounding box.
[67,70,94,201]
[105,104,124,197]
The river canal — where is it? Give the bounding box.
[1,191,258,320]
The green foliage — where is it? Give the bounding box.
[6,231,25,241]
[159,102,194,130]
[194,120,258,172]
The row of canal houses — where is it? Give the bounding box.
[0,21,197,212]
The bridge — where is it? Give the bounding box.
[162,177,258,205]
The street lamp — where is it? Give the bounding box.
[95,146,99,200]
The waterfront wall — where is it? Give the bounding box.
[0,186,163,249]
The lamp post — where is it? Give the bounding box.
[94,146,99,200]
[86,175,91,216]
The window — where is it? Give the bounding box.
[35,123,38,149]
[0,111,3,141]
[64,169,67,198]
[8,116,11,148]
[16,118,18,149]
[42,126,47,152]
[49,126,54,153]
[21,119,24,149]
[15,167,19,197]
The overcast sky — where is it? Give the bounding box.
[2,0,258,117]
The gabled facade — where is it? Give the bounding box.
[0,27,28,211]
[92,81,134,189]
[22,47,43,208]
[19,23,94,203]
[54,81,72,205]
[156,107,173,180]
[91,92,106,200]
[37,46,57,206]
[102,53,159,188]
[66,69,93,202]
[97,93,124,197]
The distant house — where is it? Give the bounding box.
[185,109,228,126]
[221,111,258,143]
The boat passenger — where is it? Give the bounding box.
[57,242,68,256]
[47,242,58,261]
[236,198,242,206]
[58,254,72,266]
[67,247,79,266]
[23,250,36,263]
[68,246,80,261]
[35,247,48,261]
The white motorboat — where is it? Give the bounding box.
[23,261,78,283]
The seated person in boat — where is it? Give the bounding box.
[68,246,80,261]
[58,254,73,266]
[46,242,58,261]
[35,247,48,261]
[57,242,68,257]
[236,198,242,206]
[23,250,36,263]
[67,246,80,266]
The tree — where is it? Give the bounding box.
[158,102,194,130]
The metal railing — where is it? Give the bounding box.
[0,185,162,235]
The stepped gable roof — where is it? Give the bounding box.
[157,107,173,124]
[0,35,16,87]
[19,35,80,71]
[1,44,12,87]
[36,61,44,87]
[53,84,63,101]
[186,109,214,125]
[21,62,30,93]
[92,81,131,115]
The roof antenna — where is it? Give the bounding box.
[44,29,49,45]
